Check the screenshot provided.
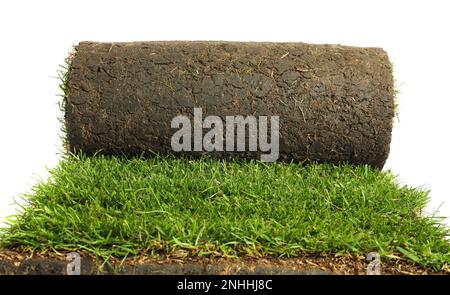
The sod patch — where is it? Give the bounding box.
[0,154,448,273]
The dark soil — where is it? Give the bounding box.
[66,41,394,168]
[0,250,442,275]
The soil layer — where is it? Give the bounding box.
[66,41,394,168]
[0,250,440,275]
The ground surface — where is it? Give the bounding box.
[0,250,444,275]
[0,155,449,274]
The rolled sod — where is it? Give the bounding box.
[66,41,394,168]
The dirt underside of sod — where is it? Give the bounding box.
[0,250,445,275]
[0,154,449,274]
[66,41,395,168]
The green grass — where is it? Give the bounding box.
[1,154,449,271]
[56,51,73,152]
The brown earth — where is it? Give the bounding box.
[0,250,444,275]
[66,41,394,168]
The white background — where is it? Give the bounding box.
[0,0,449,227]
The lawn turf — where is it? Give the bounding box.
[1,154,449,271]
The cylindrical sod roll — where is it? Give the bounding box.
[66,41,394,168]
